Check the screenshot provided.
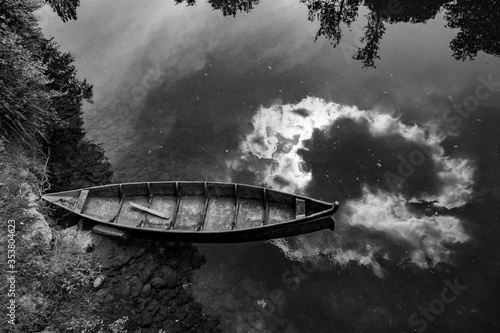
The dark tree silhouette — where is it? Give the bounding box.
[303,0,451,67]
[301,0,361,46]
[175,0,261,16]
[175,0,197,5]
[353,10,385,67]
[353,0,449,67]
[209,0,261,16]
[364,0,448,23]
[45,0,80,22]
[444,0,500,60]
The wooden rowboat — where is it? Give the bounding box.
[42,181,339,243]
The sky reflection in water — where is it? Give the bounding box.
[40,0,500,332]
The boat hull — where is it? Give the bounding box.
[88,215,335,243]
[43,181,338,243]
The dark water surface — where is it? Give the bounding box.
[40,0,500,332]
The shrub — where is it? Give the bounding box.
[0,0,58,148]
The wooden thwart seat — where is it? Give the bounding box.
[296,198,306,218]
[73,190,89,213]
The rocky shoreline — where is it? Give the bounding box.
[69,224,222,332]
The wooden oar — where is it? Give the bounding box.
[129,202,170,220]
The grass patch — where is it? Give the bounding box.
[0,141,119,332]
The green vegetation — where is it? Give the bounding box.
[1,0,113,331]
[1,0,56,147]
[1,0,112,192]
[0,142,100,332]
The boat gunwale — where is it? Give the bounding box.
[42,181,335,206]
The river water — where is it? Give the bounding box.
[40,0,500,332]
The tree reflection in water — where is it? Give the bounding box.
[47,0,499,66]
[175,0,261,16]
[172,0,500,67]
[443,0,500,60]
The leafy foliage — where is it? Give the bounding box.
[174,0,261,17]
[1,0,112,191]
[302,0,361,45]
[0,143,101,333]
[45,0,81,22]
[67,315,129,333]
[0,0,56,147]
[352,10,386,68]
[444,0,500,60]
[39,40,112,192]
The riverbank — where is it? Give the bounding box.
[0,140,221,332]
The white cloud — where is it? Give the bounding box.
[231,96,474,206]
[229,96,474,273]
[345,186,470,266]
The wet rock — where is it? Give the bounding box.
[139,265,155,283]
[157,289,169,300]
[160,296,171,306]
[122,285,131,297]
[130,282,144,298]
[147,299,160,316]
[141,284,152,297]
[161,267,178,288]
[159,306,169,317]
[178,310,187,320]
[170,322,181,332]
[168,257,180,269]
[129,275,140,285]
[153,312,164,323]
[151,277,167,289]
[176,293,190,307]
[135,298,148,312]
[93,275,106,289]
[159,287,180,305]
[135,311,153,327]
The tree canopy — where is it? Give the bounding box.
[0,0,111,191]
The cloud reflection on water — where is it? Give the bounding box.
[229,96,473,271]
